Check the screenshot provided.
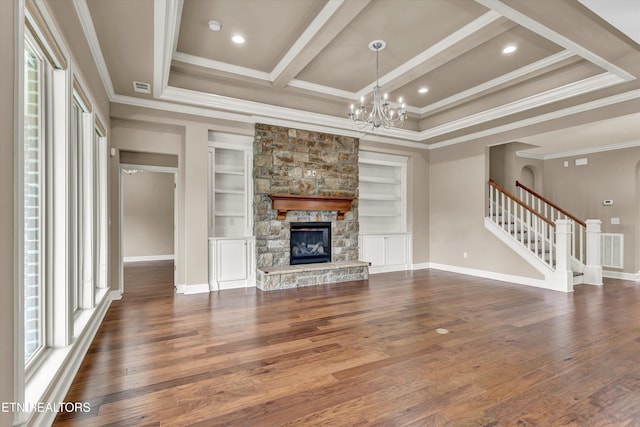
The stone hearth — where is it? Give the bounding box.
[253,124,367,290]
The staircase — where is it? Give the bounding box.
[485,180,603,292]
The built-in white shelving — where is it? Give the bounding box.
[207,134,253,238]
[358,151,407,234]
[358,151,411,273]
[207,132,255,290]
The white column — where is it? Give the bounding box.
[554,219,573,292]
[80,112,94,308]
[98,136,108,288]
[50,69,72,346]
[584,219,603,285]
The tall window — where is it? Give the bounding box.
[23,41,45,366]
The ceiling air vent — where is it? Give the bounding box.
[132,81,151,94]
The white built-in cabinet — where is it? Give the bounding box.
[207,132,255,290]
[358,234,412,273]
[358,151,412,273]
[208,237,255,290]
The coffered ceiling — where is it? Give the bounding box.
[74,0,640,152]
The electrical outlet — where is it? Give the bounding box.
[463,252,468,259]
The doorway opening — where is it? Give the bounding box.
[119,164,178,295]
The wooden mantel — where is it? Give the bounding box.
[269,194,355,220]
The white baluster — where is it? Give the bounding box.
[554,219,573,292]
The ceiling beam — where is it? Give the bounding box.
[271,0,371,88]
[357,11,514,99]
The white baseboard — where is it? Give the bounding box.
[368,264,411,274]
[175,283,210,294]
[123,254,174,263]
[411,262,430,271]
[427,262,552,290]
[603,270,640,281]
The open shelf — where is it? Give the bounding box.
[359,152,407,234]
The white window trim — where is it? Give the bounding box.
[23,31,48,378]
[18,3,115,426]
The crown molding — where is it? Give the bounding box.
[72,0,115,98]
[515,151,545,160]
[286,79,360,101]
[161,85,421,141]
[154,0,182,97]
[113,87,640,154]
[517,139,640,160]
[429,88,640,149]
[419,72,624,140]
[419,50,575,115]
[172,51,272,82]
[111,90,429,150]
[477,0,636,81]
[111,93,253,124]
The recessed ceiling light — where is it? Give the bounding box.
[232,34,245,44]
[418,87,429,94]
[208,20,221,32]
[502,45,517,54]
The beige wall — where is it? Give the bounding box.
[429,141,543,278]
[123,171,174,258]
[490,142,544,194]
[109,107,254,290]
[1,0,16,423]
[543,147,640,274]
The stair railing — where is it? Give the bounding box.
[489,180,556,269]
[515,181,586,264]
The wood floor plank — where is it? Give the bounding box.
[54,262,640,426]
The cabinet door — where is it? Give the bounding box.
[360,236,386,266]
[216,239,247,283]
[385,235,407,266]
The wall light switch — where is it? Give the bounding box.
[611,217,620,225]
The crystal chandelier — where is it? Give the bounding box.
[348,40,406,130]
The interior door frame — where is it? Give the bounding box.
[118,163,179,294]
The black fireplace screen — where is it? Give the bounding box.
[290,222,331,265]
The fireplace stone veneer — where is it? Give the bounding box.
[253,124,367,290]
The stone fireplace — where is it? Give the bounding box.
[253,124,368,290]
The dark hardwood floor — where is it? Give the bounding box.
[54,261,640,426]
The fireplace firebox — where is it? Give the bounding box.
[290,222,331,265]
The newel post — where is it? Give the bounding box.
[554,219,573,292]
[584,219,603,285]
